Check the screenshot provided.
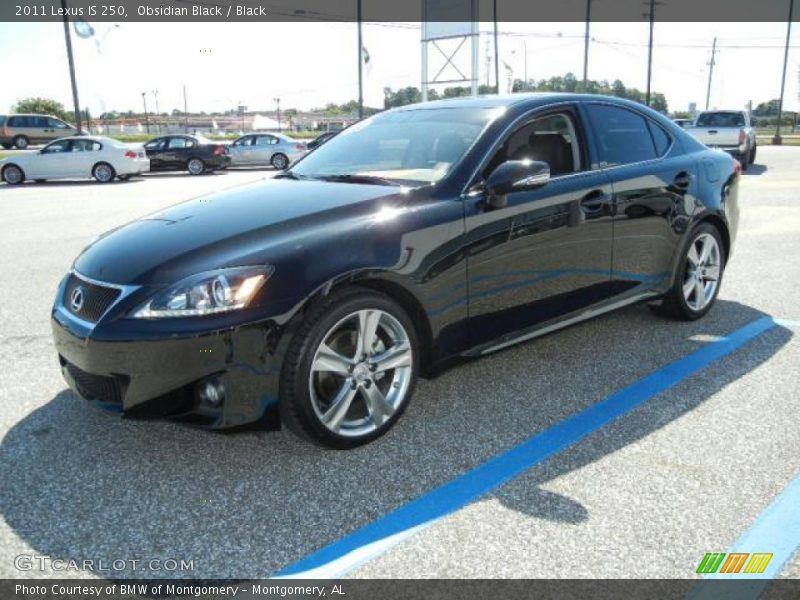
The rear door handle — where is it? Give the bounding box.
[673,171,692,191]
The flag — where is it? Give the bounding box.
[361,34,385,109]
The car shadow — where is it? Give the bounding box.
[0,300,791,579]
[742,163,767,176]
[0,178,143,190]
[140,171,228,178]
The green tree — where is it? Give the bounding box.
[13,97,68,120]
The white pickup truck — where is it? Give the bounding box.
[686,110,757,170]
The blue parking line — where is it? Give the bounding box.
[709,472,800,581]
[275,316,781,578]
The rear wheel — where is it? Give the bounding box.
[650,223,724,321]
[271,153,289,170]
[92,162,116,183]
[2,164,25,185]
[738,151,749,171]
[187,158,205,175]
[12,135,29,150]
[280,288,419,448]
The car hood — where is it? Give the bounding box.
[74,177,409,285]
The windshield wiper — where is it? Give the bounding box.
[316,174,401,186]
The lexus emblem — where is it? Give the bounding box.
[70,286,85,312]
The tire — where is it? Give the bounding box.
[187,158,205,175]
[2,164,25,185]
[749,144,757,165]
[738,151,749,171]
[92,162,116,183]
[650,222,725,321]
[280,287,419,449]
[271,153,289,170]
[13,135,29,150]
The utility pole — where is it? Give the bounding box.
[141,92,150,134]
[645,0,655,106]
[61,0,82,133]
[183,84,188,133]
[274,97,281,132]
[493,0,500,94]
[583,0,591,89]
[705,37,717,110]
[152,90,160,132]
[773,0,794,145]
[357,0,363,119]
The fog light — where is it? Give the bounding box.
[198,379,225,407]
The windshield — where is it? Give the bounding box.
[292,107,499,184]
[696,112,745,128]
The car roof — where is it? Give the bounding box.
[393,92,657,113]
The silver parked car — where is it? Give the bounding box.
[227,133,307,169]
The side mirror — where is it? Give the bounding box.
[485,160,550,197]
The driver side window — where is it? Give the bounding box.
[41,140,71,154]
[483,113,582,179]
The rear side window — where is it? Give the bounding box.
[585,104,657,167]
[647,121,672,157]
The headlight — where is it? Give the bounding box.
[132,266,273,318]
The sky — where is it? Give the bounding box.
[0,20,797,116]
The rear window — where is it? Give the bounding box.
[696,112,745,128]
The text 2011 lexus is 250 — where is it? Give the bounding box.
[52,94,740,448]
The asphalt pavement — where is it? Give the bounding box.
[0,151,798,581]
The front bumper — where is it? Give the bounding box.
[51,300,284,429]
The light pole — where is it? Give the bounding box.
[357,0,363,119]
[141,92,150,134]
[61,0,82,133]
[583,0,592,89]
[773,0,795,145]
[152,90,160,132]
[274,97,281,132]
[644,0,656,106]
[705,37,717,110]
[511,40,528,90]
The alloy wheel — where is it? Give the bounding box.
[3,166,22,184]
[94,164,113,182]
[683,232,721,312]
[188,159,204,175]
[308,309,414,437]
[272,154,288,170]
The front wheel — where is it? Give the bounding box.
[749,144,757,165]
[187,158,205,175]
[271,153,289,170]
[2,164,25,185]
[651,223,725,321]
[280,288,419,448]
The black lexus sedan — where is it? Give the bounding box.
[142,134,231,175]
[52,94,739,448]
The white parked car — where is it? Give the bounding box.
[227,132,307,169]
[0,136,150,184]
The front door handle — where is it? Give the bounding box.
[580,189,611,214]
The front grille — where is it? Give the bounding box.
[62,273,121,322]
[63,360,124,405]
